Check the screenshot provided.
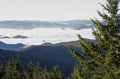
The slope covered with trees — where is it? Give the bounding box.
[0,59,63,79]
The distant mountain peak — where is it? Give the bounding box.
[0,20,94,30]
[0,41,25,50]
[12,35,28,39]
[41,42,53,46]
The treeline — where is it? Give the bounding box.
[0,59,63,79]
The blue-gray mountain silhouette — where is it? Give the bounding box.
[0,44,82,78]
[0,41,25,50]
[12,35,28,39]
[0,20,94,30]
[0,36,10,39]
[0,39,96,78]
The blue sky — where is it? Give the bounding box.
[0,0,105,21]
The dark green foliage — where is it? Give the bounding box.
[50,66,63,79]
[0,63,4,79]
[68,0,120,79]
[0,59,63,79]
[68,65,84,79]
[4,59,24,79]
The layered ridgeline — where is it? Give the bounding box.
[0,20,94,30]
[0,39,96,78]
[0,42,82,78]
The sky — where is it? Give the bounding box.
[0,0,105,21]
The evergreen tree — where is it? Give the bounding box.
[33,64,42,79]
[50,66,63,79]
[25,62,63,79]
[0,63,4,79]
[4,59,24,79]
[26,62,34,79]
[68,65,83,79]
[68,0,120,79]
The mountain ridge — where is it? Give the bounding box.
[0,41,25,50]
[0,20,94,30]
[0,44,81,78]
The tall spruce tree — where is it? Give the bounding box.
[68,0,120,79]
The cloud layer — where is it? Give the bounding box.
[0,28,94,45]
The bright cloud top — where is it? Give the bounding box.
[0,28,94,45]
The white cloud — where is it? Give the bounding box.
[0,28,94,45]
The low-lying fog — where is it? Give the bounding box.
[0,28,94,45]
